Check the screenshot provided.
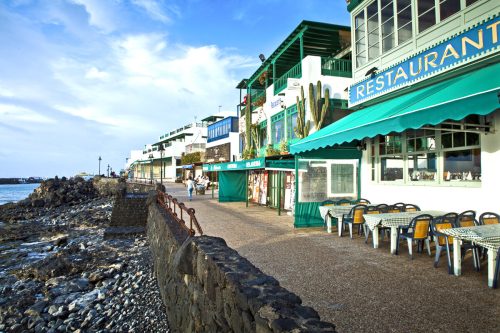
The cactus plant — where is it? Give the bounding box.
[294,85,310,139]
[309,80,330,130]
[250,123,260,150]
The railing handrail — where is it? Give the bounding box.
[320,57,352,77]
[156,190,203,237]
[274,62,302,95]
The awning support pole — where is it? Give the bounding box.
[246,170,249,208]
[278,171,282,216]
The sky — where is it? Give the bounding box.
[0,0,350,178]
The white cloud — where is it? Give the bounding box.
[131,0,175,23]
[69,0,118,32]
[85,67,110,80]
[0,103,55,124]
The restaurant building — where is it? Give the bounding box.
[291,0,500,214]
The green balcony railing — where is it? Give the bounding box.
[250,89,266,112]
[274,62,302,95]
[321,57,352,78]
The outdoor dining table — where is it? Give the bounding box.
[363,210,446,254]
[318,205,355,235]
[440,224,500,288]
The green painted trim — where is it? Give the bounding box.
[271,110,285,123]
[347,0,365,13]
[259,120,268,128]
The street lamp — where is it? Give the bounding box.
[107,164,110,177]
[158,144,165,189]
[149,153,154,184]
[98,156,102,176]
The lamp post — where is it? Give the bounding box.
[98,156,102,176]
[149,153,154,184]
[107,164,110,178]
[158,144,165,189]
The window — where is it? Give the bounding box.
[297,159,358,202]
[440,0,460,21]
[466,0,479,5]
[373,117,484,184]
[259,126,268,148]
[273,120,284,143]
[367,1,380,60]
[381,0,395,52]
[355,11,367,66]
[418,0,436,33]
[397,0,412,44]
[288,113,298,140]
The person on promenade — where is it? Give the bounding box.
[186,176,194,201]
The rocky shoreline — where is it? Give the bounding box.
[0,178,169,332]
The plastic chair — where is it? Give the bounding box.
[479,212,500,225]
[455,210,477,227]
[336,199,351,206]
[387,204,404,213]
[454,212,481,270]
[372,204,387,213]
[354,198,371,205]
[404,204,421,212]
[396,214,433,258]
[320,200,335,207]
[431,216,455,274]
[341,204,366,239]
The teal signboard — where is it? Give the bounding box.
[203,158,265,172]
[349,15,500,106]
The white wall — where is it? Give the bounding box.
[360,110,500,216]
[258,55,353,140]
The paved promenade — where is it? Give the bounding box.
[165,183,499,333]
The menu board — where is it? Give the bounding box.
[298,160,328,202]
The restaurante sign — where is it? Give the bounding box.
[349,15,500,106]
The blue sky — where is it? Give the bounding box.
[0,0,350,178]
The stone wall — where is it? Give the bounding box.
[147,196,336,333]
[110,193,148,227]
[126,182,155,193]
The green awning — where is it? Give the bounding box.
[290,63,500,154]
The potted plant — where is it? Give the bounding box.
[265,144,280,157]
[279,139,288,155]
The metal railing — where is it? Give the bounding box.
[321,57,352,78]
[157,190,203,237]
[274,62,302,95]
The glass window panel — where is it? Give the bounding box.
[419,10,436,33]
[398,22,413,43]
[397,0,411,9]
[466,132,479,146]
[330,164,355,194]
[443,149,481,182]
[466,0,479,5]
[289,113,298,140]
[367,2,379,60]
[408,153,437,181]
[418,0,435,13]
[440,0,460,21]
[380,134,402,154]
[297,159,329,202]
[272,119,284,144]
[381,156,404,181]
[383,33,395,51]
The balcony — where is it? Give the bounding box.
[250,89,266,112]
[274,62,302,95]
[321,57,351,78]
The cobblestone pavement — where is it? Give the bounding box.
[164,182,500,333]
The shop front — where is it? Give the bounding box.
[203,157,295,213]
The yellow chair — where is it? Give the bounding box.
[341,204,366,239]
[396,214,433,258]
[479,212,500,225]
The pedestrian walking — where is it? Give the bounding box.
[186,176,194,201]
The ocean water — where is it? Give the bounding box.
[0,183,39,205]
